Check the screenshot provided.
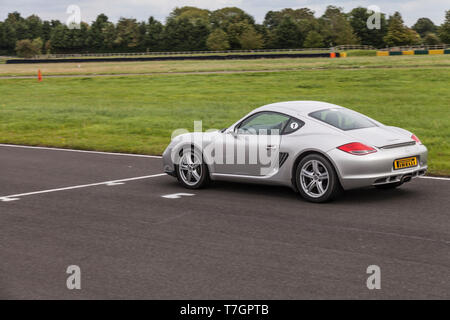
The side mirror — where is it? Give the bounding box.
[230,129,238,137]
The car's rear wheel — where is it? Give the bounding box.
[296,154,341,203]
[176,147,209,189]
[375,182,402,189]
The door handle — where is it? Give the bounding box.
[266,145,278,150]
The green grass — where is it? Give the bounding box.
[1,55,449,77]
[0,67,449,175]
[345,50,377,57]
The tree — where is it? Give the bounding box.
[114,18,141,49]
[438,10,450,43]
[0,22,5,51]
[206,29,230,50]
[1,8,447,54]
[163,17,209,51]
[349,7,387,47]
[384,12,420,46]
[412,18,437,38]
[320,6,359,46]
[225,20,256,49]
[1,12,24,52]
[264,8,315,29]
[423,33,441,45]
[44,39,51,54]
[103,23,116,50]
[25,15,43,39]
[70,22,89,51]
[270,17,301,48]
[32,37,43,53]
[239,27,264,49]
[48,22,89,53]
[15,38,42,57]
[263,8,317,48]
[303,30,325,47]
[164,7,211,51]
[41,20,52,42]
[211,7,254,30]
[211,7,255,49]
[169,6,211,25]
[49,24,70,52]
[87,14,112,50]
[143,17,164,51]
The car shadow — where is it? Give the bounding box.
[160,178,420,204]
[337,186,420,204]
[209,181,298,200]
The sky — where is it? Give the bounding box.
[0,0,448,27]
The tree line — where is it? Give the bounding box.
[1,6,449,57]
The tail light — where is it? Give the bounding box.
[337,142,377,155]
[411,134,421,144]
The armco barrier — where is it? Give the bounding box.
[429,49,444,55]
[376,49,448,56]
[6,52,336,64]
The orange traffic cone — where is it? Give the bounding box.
[38,69,42,82]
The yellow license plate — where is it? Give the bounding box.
[394,157,418,170]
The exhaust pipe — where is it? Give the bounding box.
[401,174,412,183]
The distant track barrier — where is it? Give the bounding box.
[376,44,450,57]
[6,52,342,64]
[377,49,450,56]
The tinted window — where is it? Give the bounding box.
[238,112,290,135]
[309,108,376,131]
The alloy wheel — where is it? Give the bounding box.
[299,160,329,198]
[179,152,203,186]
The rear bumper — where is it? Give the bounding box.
[328,143,428,190]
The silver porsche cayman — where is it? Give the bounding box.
[162,101,427,202]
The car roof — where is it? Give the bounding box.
[255,101,344,117]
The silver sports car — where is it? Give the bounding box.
[162,101,427,202]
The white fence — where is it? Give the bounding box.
[26,44,450,59]
[378,44,450,51]
[32,48,332,59]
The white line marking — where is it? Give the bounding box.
[162,193,195,199]
[419,176,450,181]
[105,182,125,186]
[0,144,162,159]
[1,198,19,202]
[0,173,166,202]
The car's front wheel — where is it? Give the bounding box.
[296,154,341,203]
[176,147,210,189]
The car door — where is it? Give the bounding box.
[213,112,290,176]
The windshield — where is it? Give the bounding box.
[309,108,377,131]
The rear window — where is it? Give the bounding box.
[309,108,377,131]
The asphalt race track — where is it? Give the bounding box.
[0,144,449,299]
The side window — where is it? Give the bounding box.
[237,112,290,135]
[283,118,305,134]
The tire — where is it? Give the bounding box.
[375,182,402,189]
[295,154,341,203]
[175,147,210,189]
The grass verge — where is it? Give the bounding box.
[0,55,449,77]
[0,67,448,175]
